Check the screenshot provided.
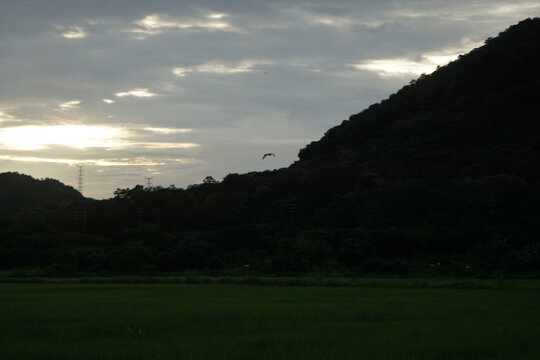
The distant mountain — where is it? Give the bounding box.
[0,172,84,210]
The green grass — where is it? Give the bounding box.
[1,283,540,359]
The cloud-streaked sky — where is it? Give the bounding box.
[1,0,538,198]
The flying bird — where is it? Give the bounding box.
[262,153,275,159]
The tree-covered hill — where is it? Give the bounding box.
[0,172,84,210]
[298,17,540,180]
[1,19,539,276]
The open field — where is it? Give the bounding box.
[1,282,540,359]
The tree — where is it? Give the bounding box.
[203,176,218,184]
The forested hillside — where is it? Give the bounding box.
[1,18,539,277]
[0,172,83,210]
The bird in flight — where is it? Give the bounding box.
[262,153,275,159]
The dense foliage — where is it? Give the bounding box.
[1,19,539,277]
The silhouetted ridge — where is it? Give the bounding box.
[298,18,540,164]
[0,172,84,209]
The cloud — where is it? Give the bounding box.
[115,88,157,98]
[56,25,87,39]
[58,100,81,110]
[0,124,200,151]
[103,98,116,104]
[195,61,259,74]
[351,58,438,77]
[488,3,540,16]
[0,155,196,167]
[172,68,189,77]
[173,60,268,76]
[135,142,198,149]
[208,13,227,20]
[0,125,126,150]
[351,39,482,77]
[0,111,19,123]
[159,82,184,93]
[144,127,193,134]
[310,16,353,27]
[131,13,237,38]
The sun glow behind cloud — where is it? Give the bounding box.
[352,53,462,77]
[352,58,440,76]
[0,155,197,167]
[0,124,199,173]
[0,125,199,151]
[351,39,483,77]
[0,125,126,150]
[208,13,227,20]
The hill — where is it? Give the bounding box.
[298,17,540,181]
[0,172,84,210]
[1,18,539,276]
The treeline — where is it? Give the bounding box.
[1,170,539,277]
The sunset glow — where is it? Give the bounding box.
[0,125,126,150]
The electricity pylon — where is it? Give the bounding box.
[76,164,84,195]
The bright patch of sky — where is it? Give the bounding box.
[0,155,194,167]
[58,100,82,110]
[131,13,236,38]
[0,125,125,150]
[0,124,198,151]
[115,88,157,98]
[145,127,193,134]
[0,0,536,198]
[351,52,462,77]
[351,35,483,75]
[173,60,267,76]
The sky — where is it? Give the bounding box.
[0,1,538,199]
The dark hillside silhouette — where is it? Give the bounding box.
[1,18,539,276]
[0,172,84,210]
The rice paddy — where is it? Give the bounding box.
[1,281,539,359]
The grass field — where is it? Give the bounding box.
[1,282,540,359]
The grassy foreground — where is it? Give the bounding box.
[1,283,539,360]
